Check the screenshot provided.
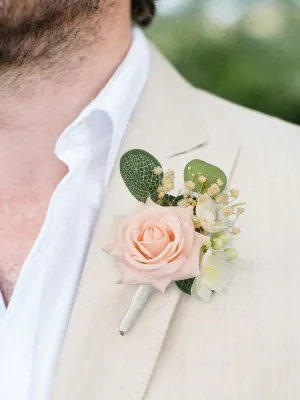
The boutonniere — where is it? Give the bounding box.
[104,150,245,334]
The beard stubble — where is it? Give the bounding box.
[0,0,114,65]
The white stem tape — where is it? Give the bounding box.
[119,285,155,335]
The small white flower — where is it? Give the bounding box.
[199,211,215,232]
[196,197,217,232]
[196,197,217,214]
[216,179,223,187]
[191,249,233,302]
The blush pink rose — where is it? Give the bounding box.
[104,199,203,292]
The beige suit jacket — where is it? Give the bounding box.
[52,43,300,400]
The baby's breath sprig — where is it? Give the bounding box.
[154,163,245,259]
[176,174,245,254]
[153,167,176,204]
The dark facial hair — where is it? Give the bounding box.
[0,0,113,65]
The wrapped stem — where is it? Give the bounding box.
[119,285,154,335]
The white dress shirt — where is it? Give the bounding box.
[0,27,149,400]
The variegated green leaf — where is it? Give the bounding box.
[120,149,162,203]
[175,278,195,295]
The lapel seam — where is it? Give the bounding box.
[133,290,181,399]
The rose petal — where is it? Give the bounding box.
[139,233,170,258]
[143,226,165,241]
[102,216,127,254]
[173,232,203,280]
[180,221,195,255]
[142,254,187,279]
[119,262,174,292]
[151,276,173,292]
[105,199,201,291]
[107,218,130,262]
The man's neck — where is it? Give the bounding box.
[0,5,133,304]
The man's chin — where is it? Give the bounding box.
[0,0,101,31]
[0,0,103,64]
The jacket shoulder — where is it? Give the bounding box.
[193,85,300,141]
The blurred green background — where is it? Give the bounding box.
[147,0,300,124]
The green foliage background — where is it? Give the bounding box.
[147,0,300,125]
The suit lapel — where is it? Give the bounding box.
[52,45,240,400]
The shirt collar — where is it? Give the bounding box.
[55,26,150,181]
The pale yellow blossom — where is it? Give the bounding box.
[198,176,207,184]
[158,191,165,199]
[216,179,223,187]
[191,215,201,229]
[230,188,239,198]
[207,183,220,197]
[215,193,229,205]
[223,207,233,217]
[197,193,209,204]
[232,227,241,235]
[153,167,163,175]
[164,169,175,178]
[188,198,197,207]
[162,177,174,192]
[185,181,195,191]
[237,207,245,215]
[177,199,190,207]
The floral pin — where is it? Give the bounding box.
[104,150,245,334]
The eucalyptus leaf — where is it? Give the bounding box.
[120,149,163,203]
[184,159,227,194]
[175,278,195,295]
[159,194,184,207]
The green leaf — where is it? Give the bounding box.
[120,149,163,203]
[184,160,227,194]
[175,278,195,295]
[159,194,184,207]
